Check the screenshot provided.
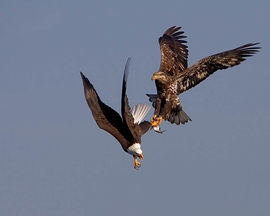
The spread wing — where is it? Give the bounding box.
[158,26,188,76]
[121,58,151,138]
[176,43,261,94]
[80,72,131,150]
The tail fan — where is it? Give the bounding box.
[131,103,150,124]
[168,108,191,125]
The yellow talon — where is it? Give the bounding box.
[139,153,144,161]
[134,157,141,170]
[151,115,163,127]
[150,114,158,123]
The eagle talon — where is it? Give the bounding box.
[134,157,141,170]
[151,115,163,127]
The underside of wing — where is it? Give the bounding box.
[121,58,149,139]
[158,26,189,76]
[80,72,131,150]
[176,43,261,94]
[121,58,134,125]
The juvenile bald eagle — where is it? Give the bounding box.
[81,58,152,169]
[148,26,260,127]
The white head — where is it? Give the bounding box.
[127,143,142,156]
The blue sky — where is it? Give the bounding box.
[1,1,269,215]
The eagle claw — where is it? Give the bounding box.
[151,115,163,133]
[134,158,141,170]
[139,153,144,161]
[151,115,163,126]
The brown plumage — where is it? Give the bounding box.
[148,26,260,125]
[81,58,151,169]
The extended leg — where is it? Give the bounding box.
[133,156,141,170]
[151,115,162,127]
[151,98,163,128]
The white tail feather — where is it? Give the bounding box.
[131,103,150,124]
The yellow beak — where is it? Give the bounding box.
[151,75,157,81]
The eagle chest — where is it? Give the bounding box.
[165,82,177,101]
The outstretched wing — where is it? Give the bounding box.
[158,26,189,76]
[80,72,130,150]
[176,43,261,94]
[121,58,151,139]
[121,58,139,139]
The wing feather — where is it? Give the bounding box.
[121,58,151,139]
[176,43,261,94]
[159,26,188,75]
[131,103,150,124]
[121,58,140,139]
[80,72,131,150]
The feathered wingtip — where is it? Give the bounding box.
[159,26,188,49]
[234,42,261,58]
[131,103,151,124]
[80,72,94,91]
[123,57,131,83]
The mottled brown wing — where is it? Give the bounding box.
[80,72,131,151]
[158,26,188,76]
[176,43,261,94]
[121,58,142,141]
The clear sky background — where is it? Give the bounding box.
[1,1,269,215]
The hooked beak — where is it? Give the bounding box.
[152,72,163,81]
[151,74,158,81]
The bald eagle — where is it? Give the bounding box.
[148,26,260,127]
[81,58,152,169]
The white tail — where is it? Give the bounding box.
[131,103,150,124]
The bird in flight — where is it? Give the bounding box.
[148,26,260,128]
[80,58,153,169]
